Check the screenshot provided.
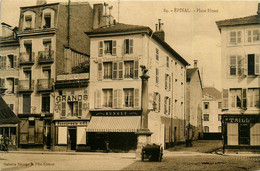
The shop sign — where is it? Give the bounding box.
[55,121,88,126]
[223,116,260,123]
[91,110,142,116]
[55,95,88,102]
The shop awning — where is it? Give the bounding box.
[0,96,20,124]
[86,116,141,132]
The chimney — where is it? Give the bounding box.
[194,60,198,68]
[154,19,165,42]
[36,0,46,5]
[93,4,104,29]
[108,6,114,25]
[257,3,260,15]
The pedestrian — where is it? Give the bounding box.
[3,134,9,152]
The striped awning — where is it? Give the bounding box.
[86,116,141,132]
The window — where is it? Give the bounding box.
[0,56,7,69]
[164,96,169,114]
[153,92,161,112]
[103,62,112,79]
[124,39,133,54]
[25,43,33,61]
[6,78,14,94]
[67,101,82,117]
[25,15,32,29]
[204,126,209,133]
[156,48,159,61]
[204,114,209,121]
[248,29,260,42]
[230,89,242,108]
[99,41,103,57]
[0,78,5,88]
[42,94,50,113]
[104,41,112,54]
[102,40,116,55]
[23,94,31,114]
[248,54,260,76]
[218,114,222,121]
[218,102,222,109]
[43,13,51,28]
[230,31,241,44]
[124,89,134,107]
[124,61,134,78]
[156,68,159,84]
[165,74,170,90]
[7,55,17,68]
[103,89,113,107]
[204,102,209,109]
[166,56,169,68]
[247,88,260,108]
[230,55,244,76]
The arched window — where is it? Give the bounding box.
[23,11,36,30]
[42,8,55,28]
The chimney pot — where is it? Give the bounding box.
[36,0,46,5]
[194,60,198,68]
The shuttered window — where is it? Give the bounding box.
[113,89,118,108]
[255,54,259,75]
[118,89,123,108]
[118,61,123,79]
[112,62,118,79]
[124,39,133,54]
[99,41,103,57]
[78,102,82,117]
[98,63,102,81]
[134,89,139,108]
[112,41,116,55]
[222,89,229,110]
[61,102,66,117]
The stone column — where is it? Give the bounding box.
[136,66,152,160]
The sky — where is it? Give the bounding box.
[0,0,259,91]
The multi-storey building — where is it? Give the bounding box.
[0,23,20,150]
[185,61,203,140]
[85,19,189,150]
[202,87,222,133]
[216,4,260,148]
[16,1,93,150]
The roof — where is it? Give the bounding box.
[85,23,189,66]
[203,87,221,100]
[0,96,20,124]
[0,36,19,47]
[216,15,260,30]
[186,68,203,90]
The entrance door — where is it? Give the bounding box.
[239,123,250,145]
[23,94,31,113]
[68,128,76,150]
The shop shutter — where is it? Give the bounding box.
[35,120,43,144]
[112,41,116,55]
[77,127,86,145]
[129,39,133,54]
[244,55,248,76]
[158,94,161,112]
[134,60,138,79]
[98,41,103,57]
[98,63,102,81]
[255,54,259,75]
[117,89,123,108]
[113,89,118,108]
[28,126,35,144]
[118,61,123,80]
[134,89,139,108]
[61,102,66,117]
[250,123,260,145]
[222,89,229,110]
[242,89,247,109]
[112,62,118,79]
[78,102,82,117]
[20,120,29,144]
[227,123,238,145]
[58,127,67,144]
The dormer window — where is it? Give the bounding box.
[25,15,32,29]
[23,11,35,30]
[44,13,51,28]
[42,9,55,29]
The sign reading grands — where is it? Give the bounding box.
[91,110,142,116]
[222,115,260,123]
[56,95,88,102]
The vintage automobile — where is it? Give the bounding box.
[141,144,163,162]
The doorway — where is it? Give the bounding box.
[68,128,76,150]
[239,123,250,145]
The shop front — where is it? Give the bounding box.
[86,110,141,151]
[54,120,89,151]
[222,114,260,148]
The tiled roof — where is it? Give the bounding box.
[216,15,260,29]
[86,23,152,35]
[203,87,221,100]
[186,68,198,78]
[0,96,20,124]
[85,23,189,66]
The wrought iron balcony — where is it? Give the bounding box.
[18,80,34,92]
[19,52,35,65]
[37,79,54,92]
[38,50,54,64]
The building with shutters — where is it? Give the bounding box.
[0,23,20,150]
[16,1,93,150]
[202,87,222,133]
[85,18,189,151]
[216,4,260,148]
[185,61,203,140]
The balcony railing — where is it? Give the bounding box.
[19,52,35,65]
[38,50,54,64]
[18,80,34,92]
[37,79,54,91]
